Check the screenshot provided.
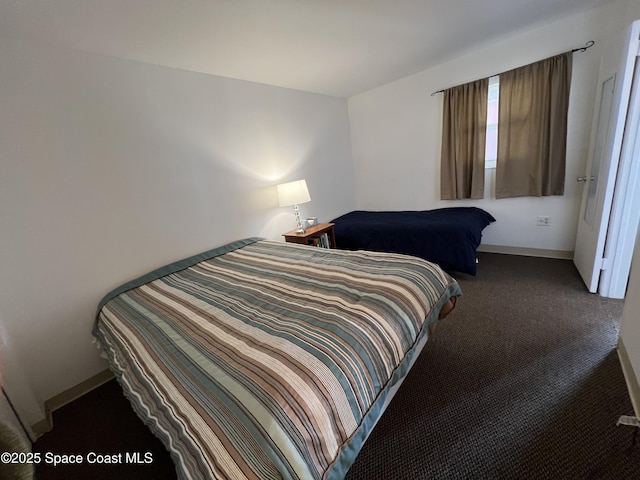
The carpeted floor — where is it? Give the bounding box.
[33,252,640,479]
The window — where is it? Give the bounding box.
[441,52,571,199]
[485,75,499,169]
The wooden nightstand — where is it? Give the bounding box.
[283,223,336,248]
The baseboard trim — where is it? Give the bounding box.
[477,244,574,260]
[30,369,114,437]
[617,338,640,418]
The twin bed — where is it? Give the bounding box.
[331,207,495,275]
[94,238,461,479]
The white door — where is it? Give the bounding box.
[573,75,616,292]
[574,22,640,294]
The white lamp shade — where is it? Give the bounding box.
[277,180,311,207]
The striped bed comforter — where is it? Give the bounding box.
[94,238,461,480]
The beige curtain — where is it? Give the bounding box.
[440,78,488,200]
[495,52,572,198]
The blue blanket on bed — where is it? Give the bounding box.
[331,207,495,275]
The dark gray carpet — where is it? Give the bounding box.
[346,252,638,479]
[34,252,639,479]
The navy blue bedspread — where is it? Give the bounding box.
[331,207,495,275]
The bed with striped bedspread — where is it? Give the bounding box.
[93,238,461,480]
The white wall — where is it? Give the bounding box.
[0,40,356,430]
[348,5,617,253]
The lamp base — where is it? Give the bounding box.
[293,204,305,233]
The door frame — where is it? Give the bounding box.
[574,20,640,298]
[600,43,640,299]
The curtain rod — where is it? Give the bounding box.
[430,40,595,96]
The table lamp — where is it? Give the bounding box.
[277,179,311,233]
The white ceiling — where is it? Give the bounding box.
[0,0,610,97]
